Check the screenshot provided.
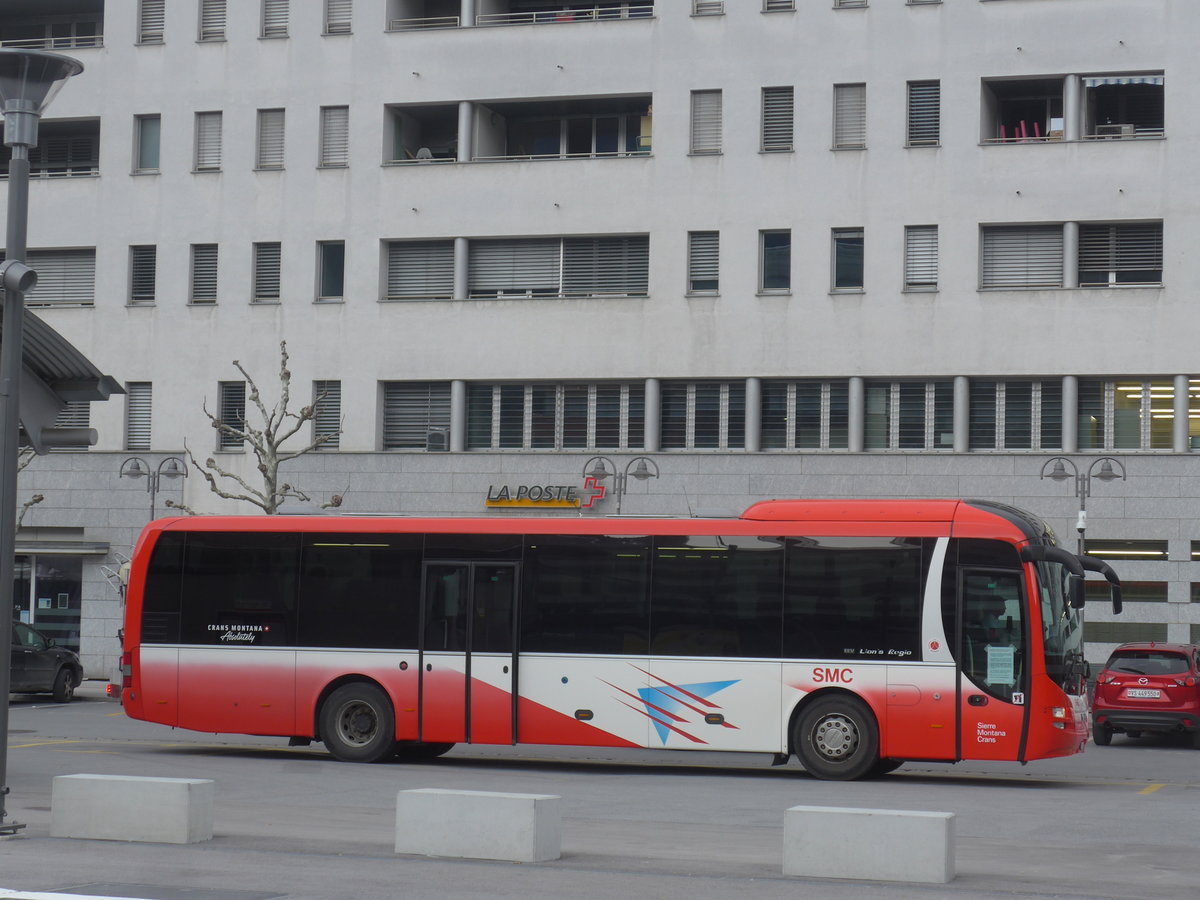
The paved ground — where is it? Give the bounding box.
[1,682,1197,900]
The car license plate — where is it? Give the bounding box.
[1126,688,1161,699]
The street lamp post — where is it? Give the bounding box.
[1039,456,1127,555]
[0,48,84,834]
[582,455,660,514]
[120,456,188,521]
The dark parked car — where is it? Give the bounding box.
[10,621,83,702]
[1091,642,1200,749]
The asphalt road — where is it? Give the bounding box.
[0,683,1197,900]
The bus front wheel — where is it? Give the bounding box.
[320,683,397,763]
[793,694,879,781]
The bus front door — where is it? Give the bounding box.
[420,563,518,746]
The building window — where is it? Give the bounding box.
[384,240,454,300]
[661,382,745,450]
[3,121,100,178]
[907,81,940,146]
[1085,622,1168,644]
[468,236,649,299]
[865,382,953,450]
[312,380,341,450]
[1077,379,1178,451]
[190,244,219,304]
[51,403,90,453]
[319,106,349,167]
[134,115,160,173]
[253,242,282,302]
[324,0,353,34]
[833,83,866,149]
[138,0,165,44]
[763,0,795,10]
[1078,222,1163,287]
[1088,581,1167,604]
[467,382,645,451]
[693,0,724,14]
[904,225,938,291]
[317,241,345,301]
[217,382,246,450]
[129,245,157,306]
[256,109,285,169]
[834,0,867,7]
[687,231,719,294]
[980,225,1063,288]
[762,381,850,450]
[14,249,96,308]
[690,90,722,154]
[983,78,1063,142]
[1084,75,1164,139]
[1084,540,1168,562]
[968,380,1063,450]
[262,0,289,38]
[381,382,452,450]
[761,86,794,152]
[199,0,227,41]
[759,230,791,292]
[194,111,222,171]
[125,382,153,451]
[832,228,864,291]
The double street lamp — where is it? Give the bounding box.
[119,456,188,521]
[1039,456,1127,555]
[582,455,660,515]
[0,48,85,835]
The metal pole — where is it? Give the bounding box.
[0,147,31,832]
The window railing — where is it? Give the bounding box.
[476,5,653,26]
[1081,126,1165,140]
[386,16,460,31]
[0,35,104,49]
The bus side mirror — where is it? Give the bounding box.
[1069,575,1086,609]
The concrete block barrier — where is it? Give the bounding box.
[395,788,561,862]
[783,805,954,883]
[50,773,214,844]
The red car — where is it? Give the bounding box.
[1091,642,1200,748]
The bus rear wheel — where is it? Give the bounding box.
[320,683,396,763]
[793,695,879,781]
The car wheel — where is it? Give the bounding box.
[319,683,396,763]
[793,695,879,781]
[1092,722,1112,746]
[51,668,74,703]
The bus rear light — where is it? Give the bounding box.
[120,651,133,688]
[1051,707,1067,719]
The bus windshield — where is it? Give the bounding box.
[1035,560,1086,695]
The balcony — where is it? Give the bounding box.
[476,97,651,162]
[0,0,104,49]
[981,74,1165,144]
[386,0,652,31]
[0,119,100,179]
[1081,75,1164,140]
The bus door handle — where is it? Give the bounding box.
[968,695,988,707]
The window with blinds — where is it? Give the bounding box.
[52,402,91,453]
[318,241,345,300]
[762,381,850,450]
[312,380,341,450]
[968,380,1063,450]
[16,122,100,177]
[262,0,289,37]
[562,237,649,297]
[660,382,746,450]
[761,86,794,151]
[907,81,940,146]
[130,245,157,306]
[763,0,795,10]
[833,83,866,149]
[17,249,96,308]
[320,106,349,167]
[904,225,938,291]
[687,231,719,293]
[832,229,864,291]
[468,237,648,299]
[135,115,160,172]
[325,0,352,34]
[693,0,724,13]
[217,382,246,450]
[865,382,953,451]
[467,382,645,451]
[980,225,1063,288]
[199,0,227,41]
[690,90,722,154]
[253,243,282,302]
[381,382,452,450]
[194,111,222,171]
[834,0,868,8]
[1078,222,1162,286]
[191,244,219,303]
[385,240,454,300]
[125,383,152,451]
[138,0,165,44]
[256,109,285,169]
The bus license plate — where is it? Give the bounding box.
[1126,688,1161,699]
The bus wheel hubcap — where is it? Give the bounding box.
[814,714,858,760]
[339,702,377,745]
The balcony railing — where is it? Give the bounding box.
[0,35,103,50]
[472,149,650,162]
[476,5,654,26]
[387,16,460,31]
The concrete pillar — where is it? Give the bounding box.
[953,376,970,453]
[1061,375,1078,452]
[744,377,761,452]
[1174,374,1189,452]
[848,377,865,453]
[1063,75,1080,142]
[457,101,474,162]
[643,378,660,452]
[1062,221,1079,289]
[450,380,467,452]
[461,0,476,27]
[453,237,468,300]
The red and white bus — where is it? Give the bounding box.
[120,499,1121,780]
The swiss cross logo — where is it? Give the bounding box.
[579,476,606,508]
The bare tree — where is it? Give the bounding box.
[16,447,43,528]
[179,341,342,514]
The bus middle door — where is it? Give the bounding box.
[420,562,518,746]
